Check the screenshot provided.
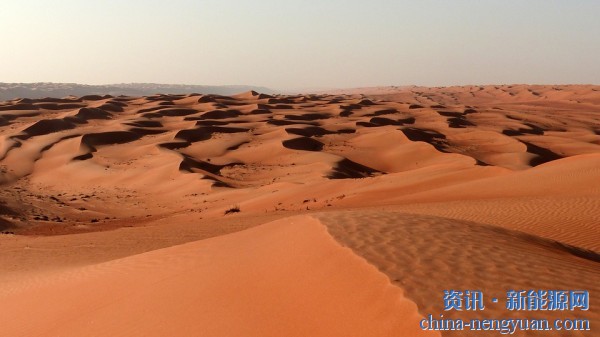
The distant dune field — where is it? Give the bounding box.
[0,82,274,101]
[0,85,598,336]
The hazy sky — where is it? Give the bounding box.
[1,0,598,90]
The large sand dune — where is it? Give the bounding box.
[0,216,435,337]
[0,85,598,336]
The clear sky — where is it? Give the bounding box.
[1,0,598,90]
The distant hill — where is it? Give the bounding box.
[0,83,275,101]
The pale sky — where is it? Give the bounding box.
[1,0,598,90]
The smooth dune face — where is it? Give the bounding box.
[0,85,599,336]
[0,216,436,337]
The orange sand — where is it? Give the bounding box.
[0,85,598,336]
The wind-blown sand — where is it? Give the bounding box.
[0,85,598,336]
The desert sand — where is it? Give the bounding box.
[0,85,598,336]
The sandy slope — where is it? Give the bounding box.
[0,216,435,337]
[334,153,600,251]
[320,211,600,337]
[0,85,599,336]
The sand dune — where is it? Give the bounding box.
[0,85,598,236]
[320,211,600,336]
[0,85,598,336]
[0,216,435,337]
